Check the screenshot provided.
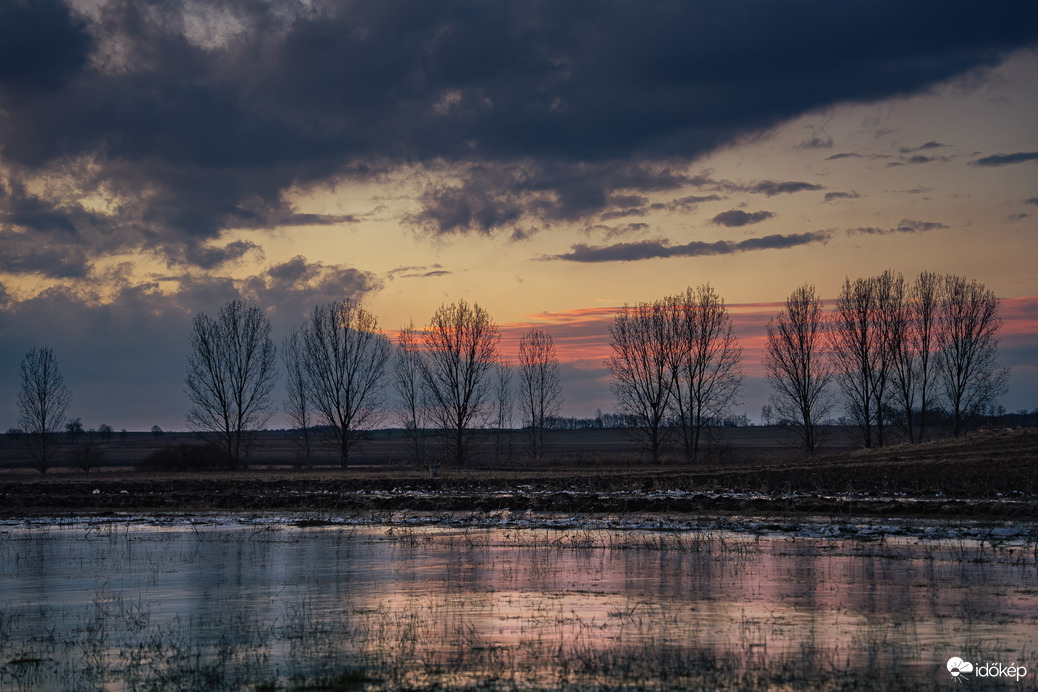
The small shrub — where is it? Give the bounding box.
[70,444,103,473]
[136,443,229,472]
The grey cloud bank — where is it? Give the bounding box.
[1,0,1036,266]
[554,232,831,263]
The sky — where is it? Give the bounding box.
[1,0,1036,432]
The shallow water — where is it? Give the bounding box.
[0,518,1036,691]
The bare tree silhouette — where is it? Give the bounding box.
[665,285,743,462]
[185,300,278,469]
[301,300,390,468]
[281,328,313,467]
[494,360,514,463]
[871,269,904,446]
[909,271,942,441]
[394,321,428,469]
[420,300,500,466]
[65,417,84,444]
[763,285,834,454]
[18,346,72,474]
[518,328,563,462]
[829,276,883,448]
[938,275,1009,436]
[608,300,675,464]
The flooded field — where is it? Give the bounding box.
[1,516,1036,691]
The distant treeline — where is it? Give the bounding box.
[8,271,1016,472]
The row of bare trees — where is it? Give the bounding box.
[185,298,563,469]
[14,272,1006,471]
[607,284,744,463]
[392,303,563,470]
[763,272,1008,453]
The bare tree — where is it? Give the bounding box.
[828,276,883,448]
[937,275,1009,436]
[607,300,675,464]
[185,299,278,469]
[394,321,428,469]
[18,346,72,473]
[302,299,391,468]
[420,300,500,466]
[70,443,103,473]
[65,417,84,444]
[882,270,921,444]
[763,285,834,454]
[910,271,942,441]
[97,423,113,444]
[281,328,313,467]
[831,272,908,448]
[494,360,514,463]
[518,328,564,462]
[665,285,743,462]
[871,270,903,446]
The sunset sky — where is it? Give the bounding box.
[1,0,1036,431]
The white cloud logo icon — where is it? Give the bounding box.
[948,657,974,679]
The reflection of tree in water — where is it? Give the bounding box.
[0,523,1033,690]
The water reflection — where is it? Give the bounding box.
[0,521,1035,690]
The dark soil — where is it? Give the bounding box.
[1,428,1035,520]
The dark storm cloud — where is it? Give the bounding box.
[552,231,830,262]
[0,0,92,92]
[900,141,947,154]
[824,191,861,203]
[848,219,949,235]
[272,213,360,227]
[406,161,699,234]
[599,193,725,220]
[655,194,725,212]
[243,257,384,323]
[795,135,834,150]
[0,239,91,278]
[584,222,651,239]
[1026,198,1038,206]
[886,152,954,167]
[710,210,775,227]
[970,152,1038,167]
[387,263,453,280]
[1,0,1036,260]
[179,240,262,271]
[742,181,824,197]
[407,170,529,235]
